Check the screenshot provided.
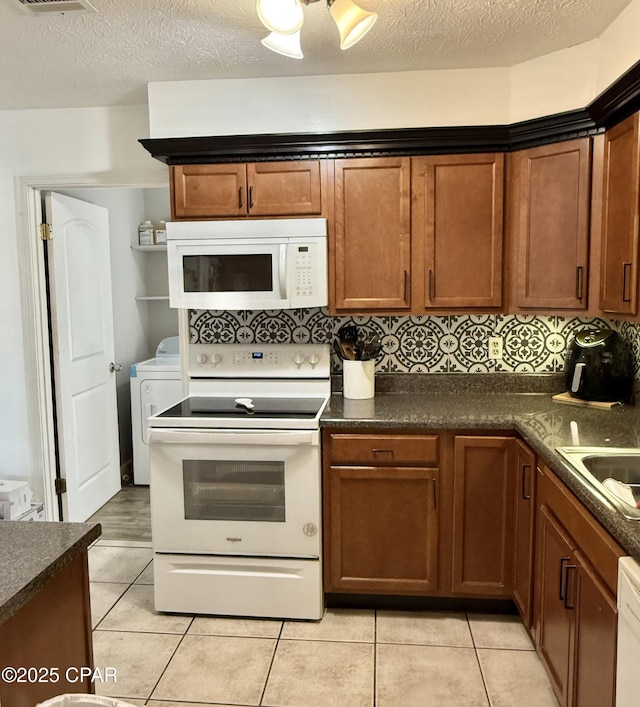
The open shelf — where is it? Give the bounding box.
[131,244,167,252]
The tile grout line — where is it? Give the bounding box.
[90,556,153,629]
[466,611,493,707]
[258,619,285,706]
[143,614,196,703]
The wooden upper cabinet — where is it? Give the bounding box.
[332,157,412,312]
[171,161,323,219]
[413,154,504,310]
[247,162,322,216]
[600,112,640,315]
[510,139,592,310]
[172,164,246,218]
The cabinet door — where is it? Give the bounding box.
[600,112,640,315]
[513,440,536,627]
[536,505,575,707]
[416,154,504,309]
[333,158,412,311]
[451,436,514,596]
[171,164,246,218]
[570,551,617,707]
[246,161,322,216]
[324,465,439,594]
[512,139,591,310]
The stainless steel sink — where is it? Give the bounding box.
[556,447,640,520]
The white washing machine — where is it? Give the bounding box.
[130,336,183,485]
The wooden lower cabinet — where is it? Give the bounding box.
[512,439,537,626]
[324,464,439,593]
[323,430,519,598]
[571,551,618,707]
[451,435,514,596]
[535,465,622,707]
[0,553,94,707]
[536,505,576,705]
[322,429,622,707]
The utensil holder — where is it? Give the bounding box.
[343,360,375,399]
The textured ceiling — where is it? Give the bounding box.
[0,0,632,110]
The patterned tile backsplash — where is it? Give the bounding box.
[190,309,640,379]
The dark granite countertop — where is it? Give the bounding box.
[0,520,101,626]
[321,374,640,561]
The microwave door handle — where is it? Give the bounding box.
[279,244,288,299]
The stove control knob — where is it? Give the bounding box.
[294,352,305,368]
[196,352,207,364]
[308,353,320,368]
[210,353,222,366]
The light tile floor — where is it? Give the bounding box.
[89,539,560,707]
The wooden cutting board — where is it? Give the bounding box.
[552,392,623,409]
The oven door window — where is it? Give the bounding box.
[183,254,273,293]
[183,459,285,522]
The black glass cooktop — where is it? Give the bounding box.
[158,396,324,419]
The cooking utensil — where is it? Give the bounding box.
[337,323,358,345]
[337,323,358,360]
[361,333,381,360]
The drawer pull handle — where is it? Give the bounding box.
[623,262,632,303]
[522,464,532,500]
[558,557,570,600]
[372,449,394,458]
[564,564,577,610]
[575,266,584,300]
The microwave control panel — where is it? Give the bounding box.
[294,248,315,298]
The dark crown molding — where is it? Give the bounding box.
[140,60,640,164]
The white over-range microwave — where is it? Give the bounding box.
[166,218,328,310]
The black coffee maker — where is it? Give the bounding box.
[564,328,633,402]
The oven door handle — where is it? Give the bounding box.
[149,429,315,446]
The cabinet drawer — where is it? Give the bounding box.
[327,433,439,465]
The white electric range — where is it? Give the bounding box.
[148,343,330,621]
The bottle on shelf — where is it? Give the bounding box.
[138,220,154,245]
[154,220,167,244]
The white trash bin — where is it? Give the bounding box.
[37,695,137,707]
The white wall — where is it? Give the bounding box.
[0,163,31,486]
[0,105,165,501]
[147,0,640,138]
[148,68,512,138]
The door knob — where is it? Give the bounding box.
[109,362,122,373]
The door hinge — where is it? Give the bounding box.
[39,223,52,241]
[55,477,67,495]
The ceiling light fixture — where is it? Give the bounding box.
[257,0,378,59]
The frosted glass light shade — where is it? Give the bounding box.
[261,29,304,59]
[329,0,377,49]
[257,0,304,35]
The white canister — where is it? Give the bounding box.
[343,359,375,399]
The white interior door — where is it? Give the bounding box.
[45,192,121,521]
